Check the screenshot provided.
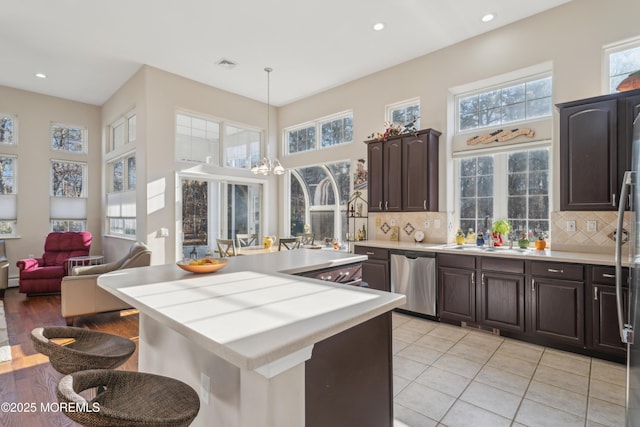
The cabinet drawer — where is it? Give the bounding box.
[481,257,524,274]
[299,263,363,286]
[591,265,628,286]
[354,245,389,260]
[530,261,583,281]
[438,253,475,269]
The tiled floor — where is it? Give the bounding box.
[391,312,626,427]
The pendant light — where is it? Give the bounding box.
[252,67,285,176]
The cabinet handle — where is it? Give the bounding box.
[612,193,616,207]
[378,201,382,210]
[423,200,426,210]
[602,273,616,279]
[384,201,388,210]
[471,272,475,285]
[366,251,375,255]
[531,278,535,292]
[481,273,485,285]
[594,286,598,301]
[547,268,564,273]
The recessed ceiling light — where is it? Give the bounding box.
[372,22,385,31]
[35,73,47,79]
[481,13,495,23]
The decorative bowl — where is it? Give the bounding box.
[176,258,229,273]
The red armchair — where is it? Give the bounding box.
[17,232,92,295]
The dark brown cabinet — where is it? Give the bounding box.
[438,254,476,323]
[530,261,585,348]
[558,88,640,210]
[589,266,628,359]
[478,257,525,333]
[366,129,440,212]
[354,245,390,292]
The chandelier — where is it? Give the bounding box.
[251,67,285,176]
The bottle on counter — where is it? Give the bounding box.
[535,232,547,250]
[518,232,530,249]
[466,228,475,244]
[361,224,367,240]
[476,231,485,246]
[455,229,465,245]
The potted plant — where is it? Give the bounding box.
[491,219,511,246]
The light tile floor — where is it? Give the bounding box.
[391,312,626,427]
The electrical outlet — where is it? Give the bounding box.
[566,220,576,232]
[587,220,597,232]
[424,220,430,229]
[390,219,396,226]
[434,219,441,229]
[200,372,210,404]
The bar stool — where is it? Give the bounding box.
[30,326,136,374]
[57,369,200,427]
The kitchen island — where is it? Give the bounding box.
[98,249,405,427]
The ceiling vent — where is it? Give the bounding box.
[216,58,238,70]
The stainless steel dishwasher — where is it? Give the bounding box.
[390,250,436,317]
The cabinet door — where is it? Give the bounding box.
[383,139,403,211]
[531,276,585,347]
[367,141,384,212]
[480,271,525,333]
[438,267,475,323]
[402,131,439,211]
[591,283,627,357]
[362,259,390,292]
[560,99,617,210]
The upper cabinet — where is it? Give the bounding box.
[557,88,640,210]
[366,129,441,212]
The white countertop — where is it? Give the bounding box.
[354,240,624,266]
[98,249,405,371]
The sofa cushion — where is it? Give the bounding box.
[20,265,65,279]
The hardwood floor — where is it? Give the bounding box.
[0,287,139,427]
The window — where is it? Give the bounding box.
[386,99,420,129]
[108,112,136,152]
[0,114,16,145]
[224,124,261,170]
[458,148,549,237]
[50,160,87,231]
[176,112,220,164]
[107,152,137,236]
[51,123,86,153]
[0,155,17,236]
[289,161,351,242]
[286,112,353,155]
[457,75,552,132]
[605,38,640,93]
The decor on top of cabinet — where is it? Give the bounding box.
[367,118,418,141]
[617,70,640,92]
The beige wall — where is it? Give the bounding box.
[0,86,102,279]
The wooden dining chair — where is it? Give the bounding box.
[236,233,258,248]
[278,237,301,251]
[216,239,237,257]
[296,233,315,246]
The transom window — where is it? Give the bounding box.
[0,114,16,145]
[457,75,552,132]
[109,112,136,152]
[286,112,353,155]
[605,38,640,93]
[224,124,261,169]
[51,123,87,153]
[386,99,420,129]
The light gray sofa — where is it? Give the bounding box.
[61,242,151,325]
[0,240,8,298]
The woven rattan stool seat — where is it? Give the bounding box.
[57,369,200,427]
[31,326,136,375]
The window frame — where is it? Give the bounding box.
[0,154,17,237]
[385,98,420,129]
[222,121,262,171]
[106,151,137,237]
[0,113,17,146]
[108,110,136,153]
[49,159,88,231]
[50,122,87,154]
[603,36,640,94]
[285,111,354,155]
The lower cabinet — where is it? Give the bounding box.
[479,257,525,333]
[354,245,390,292]
[438,254,476,323]
[530,261,585,348]
[589,266,628,359]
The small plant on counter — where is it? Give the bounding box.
[491,219,511,246]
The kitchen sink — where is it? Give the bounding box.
[439,244,531,255]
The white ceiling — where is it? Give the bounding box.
[0,0,570,106]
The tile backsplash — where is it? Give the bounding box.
[364,210,630,255]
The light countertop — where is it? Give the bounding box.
[353,240,623,266]
[98,249,404,371]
